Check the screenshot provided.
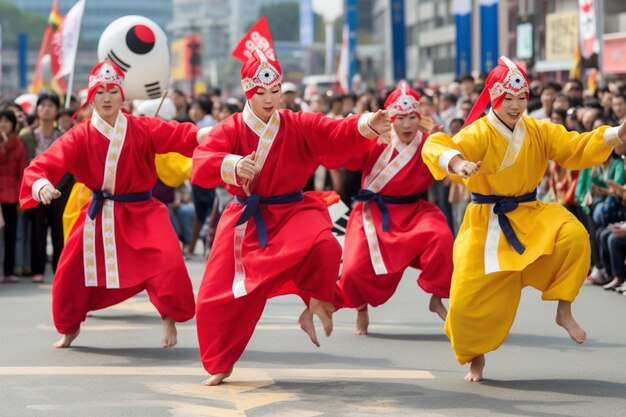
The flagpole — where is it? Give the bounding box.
[65,69,75,109]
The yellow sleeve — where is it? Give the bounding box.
[155,153,193,187]
[62,183,91,242]
[421,123,487,180]
[538,119,620,170]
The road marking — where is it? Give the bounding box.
[0,366,434,379]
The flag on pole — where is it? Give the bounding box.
[51,0,86,79]
[578,0,598,60]
[30,0,66,94]
[231,16,276,63]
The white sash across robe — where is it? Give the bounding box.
[83,110,128,288]
[231,103,281,298]
[483,110,526,274]
[360,129,422,275]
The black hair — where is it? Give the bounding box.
[0,109,18,133]
[458,74,474,83]
[36,92,61,109]
[540,81,562,95]
[189,99,212,115]
[56,108,75,120]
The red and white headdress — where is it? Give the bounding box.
[384,81,421,119]
[464,56,529,127]
[240,49,282,99]
[73,60,126,120]
[86,60,126,103]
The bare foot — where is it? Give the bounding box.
[556,301,586,344]
[202,368,233,386]
[162,317,178,348]
[464,354,485,382]
[309,297,334,338]
[429,295,448,321]
[355,309,369,335]
[298,308,320,347]
[53,330,80,348]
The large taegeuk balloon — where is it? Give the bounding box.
[97,15,169,100]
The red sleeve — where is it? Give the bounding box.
[145,116,199,157]
[19,126,82,209]
[293,111,377,169]
[191,119,239,190]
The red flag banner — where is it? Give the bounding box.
[231,16,276,63]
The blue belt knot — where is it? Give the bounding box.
[235,191,304,247]
[353,188,422,232]
[470,190,537,254]
[88,190,152,220]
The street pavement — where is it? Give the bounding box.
[1,254,626,417]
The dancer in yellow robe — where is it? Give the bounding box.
[422,56,626,382]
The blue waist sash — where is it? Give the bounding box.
[88,190,152,220]
[235,191,304,247]
[470,190,537,254]
[353,188,423,232]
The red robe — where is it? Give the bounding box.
[19,113,199,334]
[192,109,377,374]
[337,134,454,309]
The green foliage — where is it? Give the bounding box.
[256,1,343,43]
[260,2,299,41]
[0,0,49,49]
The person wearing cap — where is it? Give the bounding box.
[280,81,301,112]
[192,49,391,385]
[19,60,211,349]
[299,82,454,339]
[422,56,626,382]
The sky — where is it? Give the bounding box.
[312,0,343,22]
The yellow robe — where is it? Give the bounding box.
[422,110,620,364]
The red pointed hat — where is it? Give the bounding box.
[240,49,282,99]
[72,60,126,120]
[463,56,529,127]
[384,81,421,119]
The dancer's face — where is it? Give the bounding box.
[92,86,123,125]
[248,86,282,123]
[494,93,527,128]
[393,114,420,144]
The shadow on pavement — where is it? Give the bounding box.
[482,378,626,399]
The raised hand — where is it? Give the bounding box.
[369,110,392,136]
[39,184,62,205]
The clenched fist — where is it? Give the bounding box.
[449,155,482,179]
[39,184,62,205]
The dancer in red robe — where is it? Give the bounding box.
[192,49,391,385]
[300,82,453,340]
[20,61,209,348]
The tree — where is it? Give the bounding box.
[254,2,342,44]
[0,0,48,49]
[260,2,299,42]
